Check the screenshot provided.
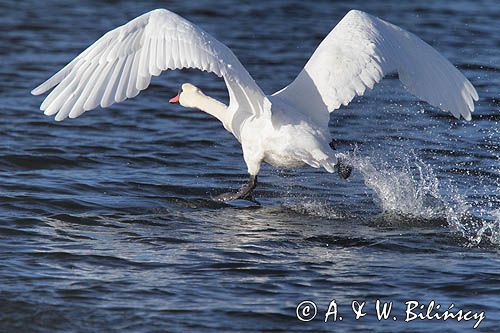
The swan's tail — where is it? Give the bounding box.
[295,150,352,179]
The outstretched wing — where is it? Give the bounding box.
[273,10,478,126]
[32,8,267,130]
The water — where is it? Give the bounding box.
[1,0,499,331]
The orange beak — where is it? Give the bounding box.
[169,93,180,103]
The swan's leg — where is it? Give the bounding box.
[214,175,258,201]
[214,146,262,202]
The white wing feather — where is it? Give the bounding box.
[32,9,267,124]
[273,10,479,126]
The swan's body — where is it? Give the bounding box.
[175,83,335,176]
[32,9,478,201]
[244,96,334,173]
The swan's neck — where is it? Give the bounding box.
[193,92,232,130]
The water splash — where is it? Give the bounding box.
[347,151,443,219]
[273,169,347,219]
[344,150,500,246]
[284,199,346,219]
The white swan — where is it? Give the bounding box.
[32,9,478,201]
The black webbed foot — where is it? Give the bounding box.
[329,139,337,150]
[336,158,353,179]
[330,138,352,179]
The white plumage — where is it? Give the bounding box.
[273,10,478,125]
[32,9,478,201]
[32,9,266,124]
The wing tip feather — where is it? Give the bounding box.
[471,87,479,101]
[31,86,45,96]
[54,114,65,122]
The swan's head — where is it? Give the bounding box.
[169,83,203,108]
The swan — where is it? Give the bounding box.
[32,9,478,201]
